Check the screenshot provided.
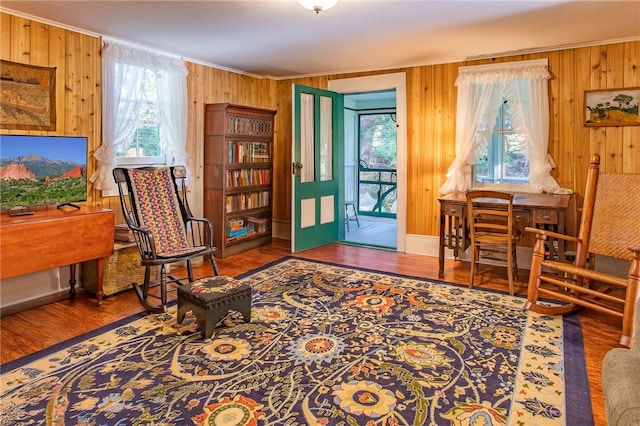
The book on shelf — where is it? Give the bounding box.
[227,141,270,163]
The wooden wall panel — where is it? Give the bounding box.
[2,13,638,243]
[275,44,639,238]
[185,64,276,218]
[1,14,103,209]
[623,42,640,173]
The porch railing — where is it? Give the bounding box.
[358,164,397,218]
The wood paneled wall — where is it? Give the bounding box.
[0,13,102,206]
[2,13,639,240]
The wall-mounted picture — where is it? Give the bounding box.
[0,60,56,131]
[584,87,640,127]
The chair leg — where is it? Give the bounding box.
[207,253,221,276]
[345,203,350,232]
[469,245,477,289]
[513,245,518,282]
[345,202,359,232]
[506,244,514,296]
[186,259,194,282]
[132,265,167,314]
[160,265,169,308]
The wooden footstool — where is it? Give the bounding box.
[177,276,251,339]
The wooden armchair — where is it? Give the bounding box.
[113,166,220,313]
[525,154,640,346]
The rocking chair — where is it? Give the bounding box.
[525,154,640,346]
[113,166,220,313]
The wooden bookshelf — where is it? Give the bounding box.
[204,103,276,258]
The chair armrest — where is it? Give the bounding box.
[185,216,215,247]
[125,225,158,260]
[525,226,581,243]
[187,216,210,225]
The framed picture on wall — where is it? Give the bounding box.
[584,87,640,127]
[0,60,57,131]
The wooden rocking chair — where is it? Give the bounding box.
[525,154,640,346]
[113,166,220,313]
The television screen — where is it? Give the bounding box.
[0,135,88,209]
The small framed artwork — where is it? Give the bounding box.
[584,87,640,127]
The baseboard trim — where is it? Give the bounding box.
[0,291,72,317]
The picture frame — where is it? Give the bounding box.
[0,60,56,131]
[584,87,640,127]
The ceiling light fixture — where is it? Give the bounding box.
[297,0,339,14]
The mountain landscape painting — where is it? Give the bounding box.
[0,135,87,209]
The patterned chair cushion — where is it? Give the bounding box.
[127,167,190,257]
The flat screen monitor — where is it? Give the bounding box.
[0,135,88,210]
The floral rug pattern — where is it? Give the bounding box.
[0,258,591,425]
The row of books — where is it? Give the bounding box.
[225,191,270,213]
[226,116,273,137]
[227,169,270,188]
[227,142,270,164]
[225,217,265,242]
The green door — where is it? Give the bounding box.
[291,84,344,253]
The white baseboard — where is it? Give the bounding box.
[404,234,533,270]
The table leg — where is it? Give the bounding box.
[95,257,104,306]
[439,211,445,278]
[558,212,566,263]
[69,263,77,298]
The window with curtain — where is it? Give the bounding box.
[90,41,189,192]
[439,59,561,195]
[474,99,529,185]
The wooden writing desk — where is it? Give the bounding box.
[438,192,572,278]
[0,206,115,305]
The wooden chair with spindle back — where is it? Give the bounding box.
[113,165,221,313]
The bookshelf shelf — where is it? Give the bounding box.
[204,103,276,258]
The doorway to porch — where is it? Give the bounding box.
[328,72,407,252]
[342,90,397,249]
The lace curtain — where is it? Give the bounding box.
[91,41,189,192]
[439,59,561,195]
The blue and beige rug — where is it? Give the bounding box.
[1,257,592,425]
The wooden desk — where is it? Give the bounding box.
[0,206,115,305]
[438,192,572,278]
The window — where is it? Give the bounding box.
[92,41,188,192]
[439,59,561,195]
[474,100,529,186]
[114,68,163,165]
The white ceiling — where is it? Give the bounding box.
[2,0,639,79]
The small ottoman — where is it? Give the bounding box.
[177,276,252,339]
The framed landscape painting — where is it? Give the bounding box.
[0,60,56,131]
[584,87,640,127]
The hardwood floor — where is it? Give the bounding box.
[0,239,620,425]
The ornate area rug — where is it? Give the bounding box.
[1,257,592,426]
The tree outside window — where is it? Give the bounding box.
[358,112,397,215]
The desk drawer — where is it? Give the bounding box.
[513,210,531,227]
[533,209,559,225]
[441,202,465,218]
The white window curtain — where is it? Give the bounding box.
[300,93,315,183]
[91,41,189,192]
[439,59,561,195]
